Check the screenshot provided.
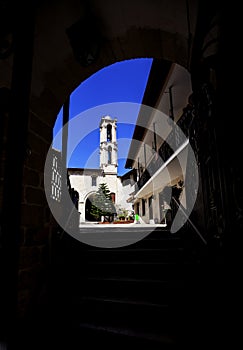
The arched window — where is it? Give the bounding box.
[110,192,115,203]
[108,146,112,164]
[107,124,112,142]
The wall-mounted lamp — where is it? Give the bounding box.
[66,15,101,67]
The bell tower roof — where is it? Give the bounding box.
[99,115,117,127]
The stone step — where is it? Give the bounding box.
[74,322,179,348]
[61,261,192,283]
[69,296,180,333]
[75,277,184,304]
[73,227,183,249]
[80,247,184,263]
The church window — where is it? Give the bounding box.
[91,175,97,186]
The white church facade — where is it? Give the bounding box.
[68,116,136,223]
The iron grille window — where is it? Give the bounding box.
[51,154,62,202]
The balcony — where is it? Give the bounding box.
[135,106,194,194]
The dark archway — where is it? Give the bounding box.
[0,2,234,347]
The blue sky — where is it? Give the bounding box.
[53,58,153,175]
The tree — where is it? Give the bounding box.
[90,183,116,221]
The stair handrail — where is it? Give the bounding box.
[171,196,207,245]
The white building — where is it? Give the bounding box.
[68,116,136,223]
[125,63,193,225]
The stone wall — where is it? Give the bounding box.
[17,111,54,319]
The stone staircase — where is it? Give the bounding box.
[45,227,208,349]
[13,226,226,349]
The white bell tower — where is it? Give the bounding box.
[99,116,118,175]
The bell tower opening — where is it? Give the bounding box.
[107,124,112,142]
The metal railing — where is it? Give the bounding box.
[172,196,207,245]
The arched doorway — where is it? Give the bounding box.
[85,193,97,221]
